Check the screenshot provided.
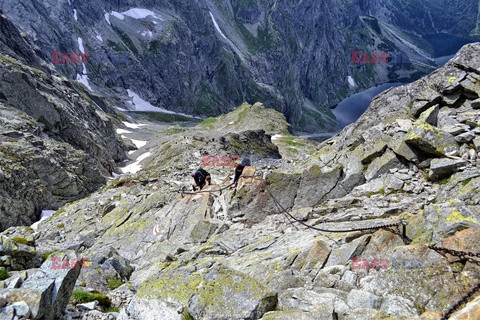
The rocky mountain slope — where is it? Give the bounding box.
[1,1,479,132]
[2,43,480,319]
[0,51,129,230]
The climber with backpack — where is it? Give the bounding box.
[232,155,251,188]
[191,168,211,191]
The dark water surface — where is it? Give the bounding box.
[332,82,404,130]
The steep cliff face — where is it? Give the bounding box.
[1,0,478,132]
[0,49,128,230]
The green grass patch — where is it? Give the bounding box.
[438,176,450,185]
[0,269,10,280]
[40,251,55,262]
[199,117,218,130]
[278,136,305,148]
[160,127,186,135]
[234,18,276,54]
[71,290,112,308]
[107,277,123,290]
[11,237,29,245]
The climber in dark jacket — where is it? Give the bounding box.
[191,168,211,191]
[233,156,251,187]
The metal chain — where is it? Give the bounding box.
[427,245,480,319]
[440,282,480,320]
[265,184,404,233]
[428,245,480,259]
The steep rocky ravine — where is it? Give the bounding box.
[2,43,480,319]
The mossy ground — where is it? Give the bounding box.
[71,290,112,308]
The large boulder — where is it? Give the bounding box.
[404,121,459,156]
[0,251,82,320]
[429,158,467,181]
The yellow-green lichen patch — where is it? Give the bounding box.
[138,266,275,313]
[446,210,478,224]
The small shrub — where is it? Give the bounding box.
[40,251,53,262]
[0,268,10,280]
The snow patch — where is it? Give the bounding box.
[77,37,85,53]
[131,139,147,148]
[347,76,356,88]
[76,74,93,91]
[73,9,78,21]
[120,152,152,174]
[111,11,125,20]
[127,89,171,113]
[41,210,55,218]
[122,121,146,129]
[116,128,132,134]
[122,8,163,20]
[76,38,93,91]
[209,11,227,40]
[31,210,56,230]
[271,134,282,140]
[127,89,201,119]
[104,12,111,25]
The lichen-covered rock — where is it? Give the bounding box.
[138,265,277,320]
[404,121,459,156]
[418,105,440,126]
[0,235,41,270]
